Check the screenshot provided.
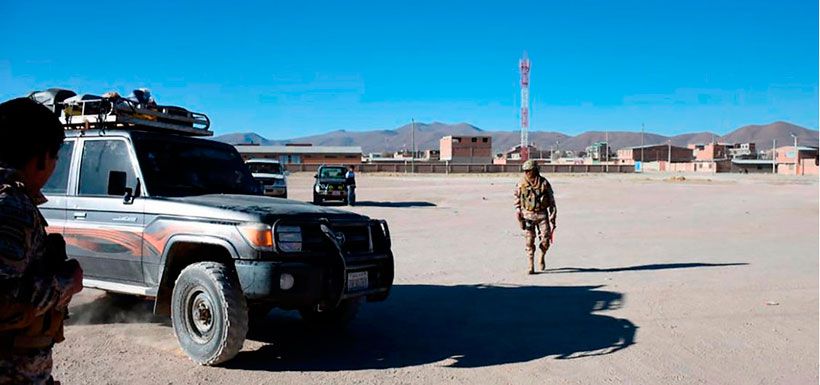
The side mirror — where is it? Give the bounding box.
[107,171,128,196]
[108,171,137,204]
[313,174,318,179]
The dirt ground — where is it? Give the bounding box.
[56,172,819,385]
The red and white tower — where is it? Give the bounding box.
[519,54,531,161]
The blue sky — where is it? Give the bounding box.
[1,0,817,138]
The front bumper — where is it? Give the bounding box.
[235,252,394,308]
[316,190,347,200]
[263,187,287,197]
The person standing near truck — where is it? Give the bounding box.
[345,165,357,206]
[514,160,557,274]
[0,98,84,385]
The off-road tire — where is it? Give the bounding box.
[299,298,361,328]
[313,194,322,205]
[171,262,248,366]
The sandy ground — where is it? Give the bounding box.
[55,172,818,385]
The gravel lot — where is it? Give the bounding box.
[56,172,819,384]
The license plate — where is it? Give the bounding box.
[347,271,368,291]
[332,191,341,196]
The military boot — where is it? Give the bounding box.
[527,254,535,275]
[538,251,546,271]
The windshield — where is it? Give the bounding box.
[319,167,346,179]
[247,162,283,175]
[133,134,262,197]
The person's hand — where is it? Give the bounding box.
[516,210,523,222]
[57,260,83,306]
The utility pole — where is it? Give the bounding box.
[772,139,776,174]
[641,123,645,163]
[411,118,415,173]
[605,129,609,172]
[667,139,671,165]
[790,133,798,175]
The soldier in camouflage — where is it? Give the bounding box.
[514,160,557,274]
[0,98,84,385]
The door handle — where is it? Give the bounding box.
[73,212,87,219]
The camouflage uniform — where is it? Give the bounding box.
[514,162,557,273]
[0,164,70,385]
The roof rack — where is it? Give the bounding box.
[59,96,212,136]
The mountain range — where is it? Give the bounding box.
[214,121,818,154]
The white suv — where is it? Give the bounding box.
[246,159,288,198]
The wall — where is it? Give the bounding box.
[240,152,361,165]
[284,162,635,174]
[800,158,819,176]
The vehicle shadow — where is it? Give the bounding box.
[312,201,437,208]
[229,284,636,371]
[353,201,437,208]
[542,262,748,274]
[66,294,169,326]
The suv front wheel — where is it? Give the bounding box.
[171,261,248,365]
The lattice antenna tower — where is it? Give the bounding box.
[520,53,531,161]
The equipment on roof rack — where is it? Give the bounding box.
[43,88,212,137]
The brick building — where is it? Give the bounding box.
[691,143,730,161]
[440,135,492,164]
[775,146,819,175]
[617,144,693,164]
[235,144,362,165]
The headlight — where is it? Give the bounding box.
[275,225,302,252]
[237,223,273,250]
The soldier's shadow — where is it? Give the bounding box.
[230,284,636,371]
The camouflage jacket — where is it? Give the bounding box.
[514,174,557,222]
[0,164,66,334]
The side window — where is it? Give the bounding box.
[42,141,75,195]
[79,140,137,196]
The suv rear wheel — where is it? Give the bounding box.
[171,261,248,365]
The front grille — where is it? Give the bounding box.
[297,222,372,255]
[331,223,371,254]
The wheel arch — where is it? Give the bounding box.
[153,235,239,316]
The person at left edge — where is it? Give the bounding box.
[0,97,84,385]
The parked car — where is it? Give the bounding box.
[313,165,349,204]
[246,158,288,198]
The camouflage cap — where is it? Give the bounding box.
[522,160,538,171]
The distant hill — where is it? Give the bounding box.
[213,121,818,153]
[213,132,278,145]
[559,131,669,152]
[670,132,720,147]
[719,121,818,149]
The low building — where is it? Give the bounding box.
[775,146,819,175]
[617,144,693,164]
[422,149,440,161]
[585,141,612,162]
[728,143,756,159]
[440,135,493,164]
[493,145,553,165]
[235,144,363,165]
[730,159,775,173]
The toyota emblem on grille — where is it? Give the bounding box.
[334,231,346,245]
